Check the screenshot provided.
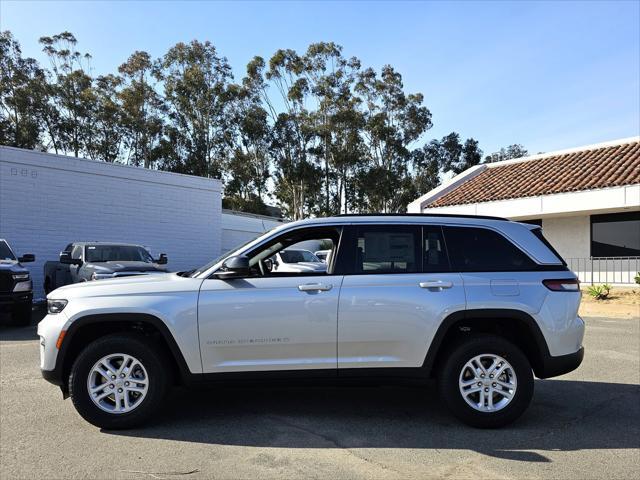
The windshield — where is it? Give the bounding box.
[0,241,16,261]
[85,245,154,263]
[280,250,320,263]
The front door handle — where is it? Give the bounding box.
[419,280,453,290]
[298,283,333,292]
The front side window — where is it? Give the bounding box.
[245,227,341,277]
[443,226,536,272]
[591,212,640,257]
[352,225,420,274]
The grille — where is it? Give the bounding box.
[0,271,13,293]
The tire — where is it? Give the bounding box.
[438,334,534,428]
[69,334,170,429]
[10,303,32,326]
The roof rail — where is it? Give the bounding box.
[335,213,509,221]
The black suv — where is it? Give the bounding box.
[0,239,35,326]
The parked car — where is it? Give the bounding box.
[270,249,326,273]
[0,239,35,326]
[314,249,331,263]
[38,215,584,429]
[43,242,168,293]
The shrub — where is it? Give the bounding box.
[587,284,611,300]
[635,272,640,285]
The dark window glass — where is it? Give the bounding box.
[591,212,640,257]
[353,226,420,274]
[443,227,537,272]
[0,241,16,261]
[85,245,153,263]
[423,226,450,272]
[521,219,542,226]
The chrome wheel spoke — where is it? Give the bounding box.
[459,353,517,413]
[87,353,149,414]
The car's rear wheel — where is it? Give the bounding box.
[69,334,170,429]
[438,335,533,428]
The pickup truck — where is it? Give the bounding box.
[43,242,168,293]
[0,239,35,325]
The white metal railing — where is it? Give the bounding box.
[566,257,640,285]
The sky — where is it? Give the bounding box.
[2,0,639,155]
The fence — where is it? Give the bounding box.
[566,257,640,285]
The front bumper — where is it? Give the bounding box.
[537,347,585,379]
[0,291,33,311]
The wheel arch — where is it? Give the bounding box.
[423,309,550,378]
[56,313,191,395]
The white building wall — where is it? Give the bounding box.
[0,147,222,298]
[540,215,590,260]
[221,210,285,253]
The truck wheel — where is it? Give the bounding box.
[44,278,52,295]
[69,334,170,429]
[10,303,32,326]
[438,335,534,428]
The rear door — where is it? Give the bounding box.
[337,224,465,370]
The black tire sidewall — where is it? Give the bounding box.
[69,334,168,429]
[439,335,534,428]
[10,303,31,326]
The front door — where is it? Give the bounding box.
[197,226,344,374]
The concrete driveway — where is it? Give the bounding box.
[1,310,638,479]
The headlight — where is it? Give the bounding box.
[13,280,32,292]
[47,299,68,314]
[12,273,29,281]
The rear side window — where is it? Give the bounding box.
[443,226,537,272]
[353,225,420,274]
[423,226,450,272]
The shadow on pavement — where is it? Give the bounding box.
[0,304,46,341]
[107,379,640,462]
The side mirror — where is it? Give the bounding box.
[60,251,82,266]
[18,253,35,263]
[157,253,168,265]
[214,255,250,279]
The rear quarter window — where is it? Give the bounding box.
[443,226,537,272]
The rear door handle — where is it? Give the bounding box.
[419,280,453,290]
[298,283,333,292]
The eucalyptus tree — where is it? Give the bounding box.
[485,144,528,163]
[87,74,124,162]
[354,65,432,212]
[301,42,361,215]
[428,132,483,175]
[38,31,94,157]
[158,40,234,178]
[250,49,320,220]
[0,31,47,149]
[118,51,166,168]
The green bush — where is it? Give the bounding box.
[635,272,640,285]
[587,284,611,300]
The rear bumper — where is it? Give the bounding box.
[537,347,584,379]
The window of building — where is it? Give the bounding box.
[443,226,537,272]
[591,212,640,257]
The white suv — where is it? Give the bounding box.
[38,215,585,429]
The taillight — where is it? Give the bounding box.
[543,278,580,292]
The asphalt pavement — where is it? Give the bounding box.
[1,309,638,479]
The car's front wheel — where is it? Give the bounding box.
[438,335,534,428]
[69,334,170,429]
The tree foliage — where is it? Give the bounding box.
[0,30,525,218]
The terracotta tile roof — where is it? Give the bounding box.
[428,139,640,207]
